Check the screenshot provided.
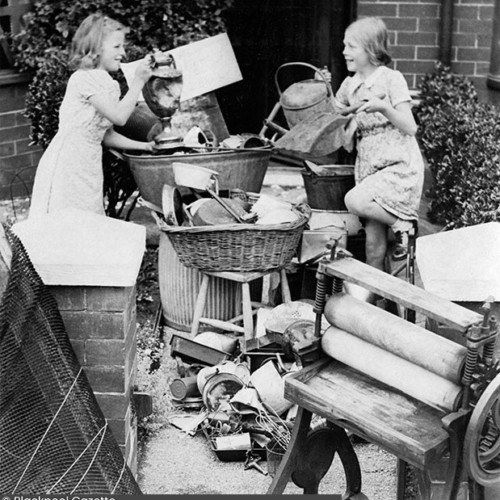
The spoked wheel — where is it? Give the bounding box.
[464,374,500,487]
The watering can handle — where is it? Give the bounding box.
[275,62,333,97]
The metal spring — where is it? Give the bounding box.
[462,347,479,387]
[483,340,496,366]
[332,277,344,294]
[313,275,329,315]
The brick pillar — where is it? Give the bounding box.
[0,74,43,200]
[47,284,138,475]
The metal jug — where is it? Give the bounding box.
[276,62,334,129]
[143,52,184,149]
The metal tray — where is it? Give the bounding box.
[170,333,232,366]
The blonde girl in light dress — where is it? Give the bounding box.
[334,17,424,275]
[30,12,156,218]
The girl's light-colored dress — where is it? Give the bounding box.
[29,69,120,218]
[335,66,424,221]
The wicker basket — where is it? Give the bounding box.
[156,202,310,272]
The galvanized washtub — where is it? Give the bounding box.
[123,147,272,207]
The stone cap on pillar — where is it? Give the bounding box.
[416,221,500,302]
[12,208,146,287]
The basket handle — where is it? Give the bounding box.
[274,62,333,98]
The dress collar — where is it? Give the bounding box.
[349,66,385,92]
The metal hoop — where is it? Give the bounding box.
[464,373,500,486]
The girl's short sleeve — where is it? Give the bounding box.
[334,77,352,107]
[74,70,119,100]
[387,70,411,107]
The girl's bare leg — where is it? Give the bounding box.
[344,186,397,226]
[364,219,388,270]
[343,219,387,302]
[344,185,390,270]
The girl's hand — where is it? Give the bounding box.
[355,96,388,114]
[144,140,159,153]
[133,58,155,85]
[315,66,332,83]
[337,103,363,116]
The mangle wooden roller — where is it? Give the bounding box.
[267,250,500,500]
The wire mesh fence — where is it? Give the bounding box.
[0,228,141,494]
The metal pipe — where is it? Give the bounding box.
[439,0,455,66]
[488,0,500,89]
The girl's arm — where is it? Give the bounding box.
[103,128,157,153]
[90,59,153,127]
[357,98,417,136]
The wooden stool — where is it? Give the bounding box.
[190,268,291,347]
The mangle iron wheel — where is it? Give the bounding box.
[464,373,500,487]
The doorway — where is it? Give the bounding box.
[217,0,355,134]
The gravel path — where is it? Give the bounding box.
[138,424,398,496]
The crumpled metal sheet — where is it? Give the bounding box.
[275,112,351,156]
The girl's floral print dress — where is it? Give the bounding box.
[335,66,424,221]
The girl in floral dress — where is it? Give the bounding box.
[30,13,156,218]
[335,17,424,274]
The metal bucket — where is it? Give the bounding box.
[202,372,244,412]
[158,233,242,333]
[309,209,363,237]
[276,62,334,129]
[126,148,271,207]
[301,165,355,211]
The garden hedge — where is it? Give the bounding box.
[417,63,500,229]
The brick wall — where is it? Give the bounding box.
[0,74,42,200]
[357,0,495,91]
[1,0,499,202]
[47,284,139,475]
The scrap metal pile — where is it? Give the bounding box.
[166,301,328,476]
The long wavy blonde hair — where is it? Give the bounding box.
[69,12,128,70]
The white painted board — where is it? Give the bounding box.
[121,32,242,102]
[12,208,146,287]
[416,222,500,302]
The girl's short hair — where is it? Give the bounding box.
[346,17,392,66]
[69,12,127,70]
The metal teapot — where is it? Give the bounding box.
[143,52,184,150]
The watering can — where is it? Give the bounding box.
[276,62,335,129]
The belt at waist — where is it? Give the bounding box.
[356,122,391,138]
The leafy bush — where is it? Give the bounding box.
[24,49,70,148]
[417,63,500,228]
[13,0,235,72]
[135,320,176,438]
[12,0,234,217]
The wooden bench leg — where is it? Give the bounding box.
[261,273,272,305]
[241,281,254,342]
[293,423,365,497]
[191,273,210,337]
[280,269,291,303]
[267,406,313,494]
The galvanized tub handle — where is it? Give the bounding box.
[107,147,127,162]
